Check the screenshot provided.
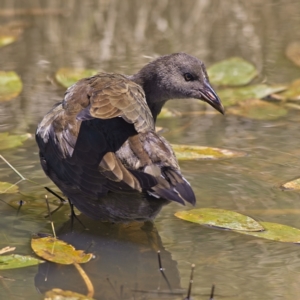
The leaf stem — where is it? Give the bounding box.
[73,262,94,298]
[0,155,26,180]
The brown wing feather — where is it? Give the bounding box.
[87,73,154,133]
[57,73,156,193]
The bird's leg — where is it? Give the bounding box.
[67,198,86,229]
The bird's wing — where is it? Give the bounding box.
[64,73,155,133]
[37,73,158,198]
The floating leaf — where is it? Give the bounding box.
[175,208,264,231]
[274,79,300,101]
[0,254,43,270]
[285,103,300,110]
[157,108,182,118]
[281,178,300,191]
[171,144,246,160]
[286,42,300,67]
[227,99,288,120]
[0,246,15,255]
[207,57,258,86]
[218,84,287,106]
[0,35,17,48]
[0,182,19,194]
[0,71,23,101]
[0,21,28,48]
[0,132,31,150]
[31,236,93,264]
[235,222,300,243]
[55,68,98,88]
[45,289,95,300]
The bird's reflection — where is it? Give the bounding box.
[35,214,183,299]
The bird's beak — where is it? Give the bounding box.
[200,81,225,115]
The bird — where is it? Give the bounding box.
[36,53,224,222]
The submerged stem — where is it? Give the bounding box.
[73,262,94,298]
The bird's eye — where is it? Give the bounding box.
[184,73,194,81]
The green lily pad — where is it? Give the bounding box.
[0,71,23,101]
[0,132,31,150]
[227,99,288,120]
[175,208,264,231]
[55,68,98,88]
[275,79,300,101]
[31,236,93,265]
[45,288,95,300]
[0,182,19,194]
[281,178,300,191]
[0,254,43,270]
[218,84,287,106]
[286,42,300,67]
[207,57,258,86]
[171,144,246,160]
[0,35,17,48]
[235,222,300,243]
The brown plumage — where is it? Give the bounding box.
[36,53,224,222]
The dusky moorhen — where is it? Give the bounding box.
[36,53,224,222]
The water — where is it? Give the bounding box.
[0,1,300,299]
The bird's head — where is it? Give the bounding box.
[132,53,224,118]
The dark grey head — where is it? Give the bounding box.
[130,53,224,120]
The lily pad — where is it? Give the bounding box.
[0,132,31,150]
[207,57,258,86]
[175,208,264,231]
[235,222,300,243]
[274,79,300,101]
[45,289,95,300]
[281,178,300,191]
[0,182,19,194]
[0,254,43,270]
[31,236,93,265]
[55,68,98,88]
[157,108,182,118]
[227,99,288,120]
[218,84,287,106]
[0,35,17,48]
[0,21,28,48]
[0,71,23,101]
[171,144,246,160]
[286,42,300,67]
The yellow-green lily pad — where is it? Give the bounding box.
[0,35,17,48]
[0,71,23,101]
[55,68,98,88]
[175,208,264,231]
[227,99,288,120]
[275,79,300,101]
[207,57,258,86]
[235,222,300,243]
[0,182,19,194]
[218,84,287,106]
[171,144,246,160]
[157,108,182,118]
[286,42,300,68]
[0,254,43,270]
[281,178,300,191]
[31,236,93,265]
[0,132,31,150]
[45,289,95,300]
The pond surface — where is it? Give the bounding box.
[1,1,300,299]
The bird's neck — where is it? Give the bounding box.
[128,73,168,122]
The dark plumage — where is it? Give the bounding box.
[36,53,224,222]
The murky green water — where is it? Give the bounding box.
[0,1,300,299]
